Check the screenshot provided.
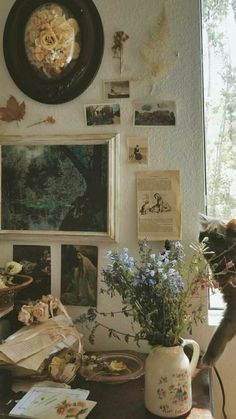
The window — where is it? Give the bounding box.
[201,0,236,310]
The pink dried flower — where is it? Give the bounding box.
[32,301,49,322]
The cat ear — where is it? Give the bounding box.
[199,213,215,229]
[199,213,226,233]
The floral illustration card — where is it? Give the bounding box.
[9,386,96,418]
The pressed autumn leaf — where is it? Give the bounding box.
[0,95,26,122]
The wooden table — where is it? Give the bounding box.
[0,366,213,419]
[75,368,213,419]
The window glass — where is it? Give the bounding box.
[202,0,236,309]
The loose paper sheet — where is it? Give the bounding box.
[0,315,83,374]
[137,170,181,240]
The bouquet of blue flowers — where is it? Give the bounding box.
[78,240,209,347]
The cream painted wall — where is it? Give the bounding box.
[0,0,211,353]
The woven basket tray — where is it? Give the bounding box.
[0,274,33,310]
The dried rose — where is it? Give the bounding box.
[18,305,34,326]
[5,261,23,275]
[32,301,49,322]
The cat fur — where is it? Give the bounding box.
[199,214,236,366]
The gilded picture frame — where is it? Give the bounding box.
[0,134,119,241]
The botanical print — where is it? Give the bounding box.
[61,245,98,306]
[1,144,108,233]
[85,103,120,126]
[13,245,51,300]
[134,101,176,126]
[24,3,80,78]
[9,386,96,418]
[104,80,130,99]
[127,136,148,164]
[112,31,129,73]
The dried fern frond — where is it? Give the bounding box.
[133,6,177,81]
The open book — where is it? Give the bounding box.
[9,386,96,418]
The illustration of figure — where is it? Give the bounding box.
[74,250,97,306]
[150,193,171,213]
[140,200,150,215]
[134,144,142,161]
[61,245,97,306]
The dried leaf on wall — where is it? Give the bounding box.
[112,31,129,73]
[27,116,56,128]
[0,96,25,122]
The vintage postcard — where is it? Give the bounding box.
[104,80,130,99]
[137,170,181,240]
[85,103,121,126]
[61,245,98,307]
[127,136,149,164]
[13,245,51,300]
[133,101,176,126]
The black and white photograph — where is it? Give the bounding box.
[104,80,130,99]
[127,136,149,164]
[133,101,176,126]
[61,245,98,306]
[85,103,121,126]
[13,245,51,300]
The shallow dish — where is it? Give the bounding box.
[79,351,145,384]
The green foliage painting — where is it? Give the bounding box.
[1,144,108,232]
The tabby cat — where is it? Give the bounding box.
[199,214,236,366]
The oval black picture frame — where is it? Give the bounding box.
[3,0,104,104]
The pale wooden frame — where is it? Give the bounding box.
[0,134,120,242]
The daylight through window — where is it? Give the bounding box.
[202,0,236,309]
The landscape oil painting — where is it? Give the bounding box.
[1,143,108,234]
[61,244,98,306]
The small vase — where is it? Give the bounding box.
[144,339,200,417]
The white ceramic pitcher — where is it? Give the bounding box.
[144,339,200,417]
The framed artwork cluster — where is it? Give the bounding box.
[1,1,181,309]
[0,134,119,307]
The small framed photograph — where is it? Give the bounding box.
[104,80,130,99]
[85,103,121,126]
[133,101,176,126]
[61,244,98,306]
[127,136,149,164]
